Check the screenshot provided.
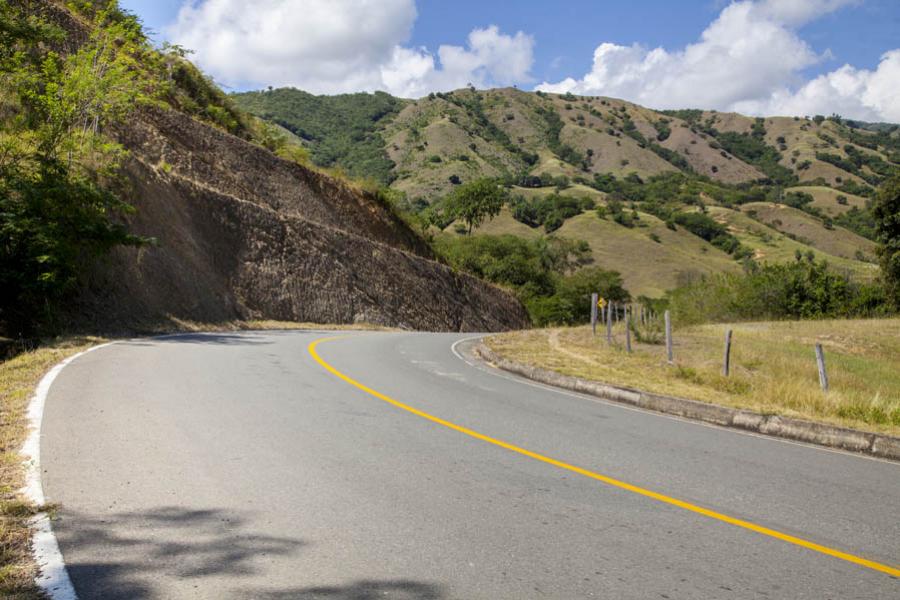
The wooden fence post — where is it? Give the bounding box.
[665,310,673,363]
[815,343,829,392]
[606,300,613,345]
[625,306,632,353]
[591,292,598,336]
[722,329,733,376]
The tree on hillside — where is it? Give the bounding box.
[873,173,900,308]
[0,6,151,336]
[445,178,507,234]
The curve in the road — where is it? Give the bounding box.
[308,335,900,579]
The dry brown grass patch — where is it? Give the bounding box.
[487,319,900,436]
[1,336,104,599]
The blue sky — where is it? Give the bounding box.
[411,0,898,82]
[120,0,900,120]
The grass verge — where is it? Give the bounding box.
[486,319,900,436]
[1,336,105,599]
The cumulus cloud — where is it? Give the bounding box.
[537,0,899,121]
[166,0,534,97]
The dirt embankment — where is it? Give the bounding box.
[72,106,529,332]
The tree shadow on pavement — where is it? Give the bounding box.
[243,580,446,599]
[55,507,445,599]
[54,506,305,599]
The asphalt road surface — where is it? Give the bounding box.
[42,331,899,599]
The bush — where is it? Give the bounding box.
[434,234,630,326]
[873,174,900,308]
[509,193,592,229]
[667,260,889,325]
[231,88,401,184]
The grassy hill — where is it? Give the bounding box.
[234,87,899,201]
[708,207,877,281]
[232,87,898,300]
[786,185,868,216]
[741,202,877,262]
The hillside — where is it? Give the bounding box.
[233,87,899,202]
[2,1,529,334]
[233,87,896,299]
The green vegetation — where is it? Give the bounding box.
[442,178,508,234]
[0,3,154,336]
[835,206,877,240]
[672,212,750,260]
[536,104,585,168]
[816,146,894,187]
[667,259,887,325]
[619,116,692,171]
[836,179,875,197]
[162,45,252,139]
[441,90,539,168]
[873,174,900,308]
[714,131,796,185]
[232,88,403,184]
[232,84,896,307]
[509,192,594,232]
[434,233,628,325]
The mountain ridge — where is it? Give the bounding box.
[233,86,894,298]
[232,86,898,203]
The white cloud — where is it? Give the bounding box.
[537,0,899,121]
[737,50,900,122]
[166,0,534,97]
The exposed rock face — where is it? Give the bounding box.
[73,108,530,332]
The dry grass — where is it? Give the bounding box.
[742,202,876,260]
[709,206,878,280]
[1,336,104,599]
[486,318,900,436]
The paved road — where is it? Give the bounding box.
[42,331,899,599]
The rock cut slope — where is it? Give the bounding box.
[72,106,529,332]
[22,0,530,333]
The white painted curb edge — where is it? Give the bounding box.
[21,342,114,600]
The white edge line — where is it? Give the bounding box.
[449,336,899,466]
[22,341,114,600]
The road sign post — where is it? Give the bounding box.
[591,293,599,336]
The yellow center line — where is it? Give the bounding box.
[308,336,900,578]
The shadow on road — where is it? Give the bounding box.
[55,506,445,598]
[55,506,305,598]
[242,580,446,599]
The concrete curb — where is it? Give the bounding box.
[473,343,900,462]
